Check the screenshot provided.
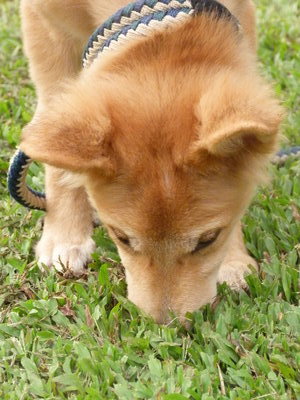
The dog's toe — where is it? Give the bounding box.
[52,238,95,276]
[36,236,95,276]
[36,238,53,268]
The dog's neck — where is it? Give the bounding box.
[83,0,239,69]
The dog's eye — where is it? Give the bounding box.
[109,226,131,248]
[117,235,131,247]
[192,229,221,253]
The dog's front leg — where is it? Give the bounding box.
[36,167,95,275]
[218,222,257,289]
[20,1,98,274]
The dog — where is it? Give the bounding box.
[19,0,283,323]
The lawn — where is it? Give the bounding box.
[0,0,300,399]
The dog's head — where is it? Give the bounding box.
[21,13,283,322]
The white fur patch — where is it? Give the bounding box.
[58,171,87,189]
[37,236,95,276]
[218,257,256,289]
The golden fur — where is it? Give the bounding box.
[20,0,283,323]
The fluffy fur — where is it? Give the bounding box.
[20,0,283,323]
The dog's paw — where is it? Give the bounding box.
[218,256,257,290]
[36,236,95,276]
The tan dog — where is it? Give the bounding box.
[20,0,283,323]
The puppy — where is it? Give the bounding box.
[20,0,283,323]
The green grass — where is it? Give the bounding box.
[0,0,300,399]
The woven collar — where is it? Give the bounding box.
[82,0,239,69]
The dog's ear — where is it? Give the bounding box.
[20,102,113,174]
[191,71,284,159]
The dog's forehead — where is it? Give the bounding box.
[134,172,231,238]
[92,163,236,242]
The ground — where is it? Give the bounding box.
[0,0,300,399]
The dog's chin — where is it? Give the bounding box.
[128,284,218,325]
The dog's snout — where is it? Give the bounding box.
[123,254,219,323]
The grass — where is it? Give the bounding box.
[0,0,299,399]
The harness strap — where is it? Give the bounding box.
[7,150,46,210]
[272,146,300,166]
